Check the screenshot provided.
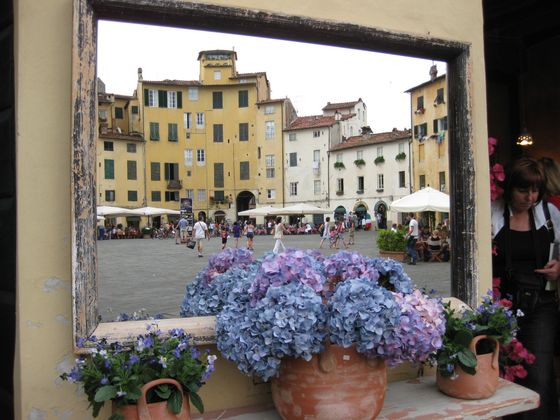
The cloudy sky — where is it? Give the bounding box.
[98,20,446,133]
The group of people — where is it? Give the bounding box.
[318,217,356,249]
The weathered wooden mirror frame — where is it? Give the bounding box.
[72,0,478,349]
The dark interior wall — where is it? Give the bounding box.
[0,0,15,418]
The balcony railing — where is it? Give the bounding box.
[167,180,182,190]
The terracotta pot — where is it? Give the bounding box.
[113,378,190,420]
[271,343,387,419]
[436,335,500,399]
[378,250,407,262]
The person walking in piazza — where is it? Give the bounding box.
[177,216,188,245]
[273,216,287,254]
[244,219,255,250]
[232,221,241,248]
[319,216,331,249]
[347,218,356,245]
[406,212,419,265]
[193,215,209,258]
[220,225,228,250]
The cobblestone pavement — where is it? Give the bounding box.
[98,230,451,320]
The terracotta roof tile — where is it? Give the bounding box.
[330,129,411,151]
[142,80,202,87]
[285,115,337,131]
[322,99,361,111]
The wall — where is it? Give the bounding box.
[14,0,490,418]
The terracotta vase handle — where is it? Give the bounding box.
[469,335,500,370]
[137,378,184,420]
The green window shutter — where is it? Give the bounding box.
[172,163,179,180]
[158,90,167,108]
[144,89,149,106]
[239,123,248,141]
[127,160,137,180]
[240,161,249,180]
[177,91,182,109]
[238,90,248,107]
[104,159,114,179]
[150,162,160,181]
[214,163,224,188]
[168,123,178,141]
[164,163,170,180]
[150,122,159,140]
[115,107,124,119]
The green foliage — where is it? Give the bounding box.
[334,161,345,170]
[374,155,385,165]
[376,229,407,252]
[395,152,407,161]
[354,158,366,167]
[141,226,152,234]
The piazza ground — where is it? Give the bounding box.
[98,229,451,320]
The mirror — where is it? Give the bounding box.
[72,0,476,346]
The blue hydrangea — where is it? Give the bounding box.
[369,257,414,293]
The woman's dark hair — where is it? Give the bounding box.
[502,157,546,203]
[276,216,282,223]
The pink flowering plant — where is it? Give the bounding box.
[60,325,216,419]
[206,249,445,380]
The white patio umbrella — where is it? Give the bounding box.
[275,203,333,215]
[237,206,282,217]
[133,206,181,216]
[96,206,144,217]
[389,187,450,213]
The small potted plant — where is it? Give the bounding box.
[432,292,533,399]
[182,249,445,418]
[333,161,345,170]
[60,325,216,420]
[395,152,407,161]
[376,228,408,261]
[374,155,385,165]
[354,158,366,167]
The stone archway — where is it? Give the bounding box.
[374,201,388,229]
[236,191,256,216]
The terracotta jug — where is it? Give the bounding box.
[436,335,500,399]
[271,342,387,419]
[114,378,191,420]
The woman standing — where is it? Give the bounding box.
[319,217,331,249]
[273,216,287,254]
[244,220,255,250]
[491,157,560,419]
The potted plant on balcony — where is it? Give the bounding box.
[376,228,407,261]
[60,325,216,420]
[333,161,345,170]
[395,152,407,161]
[374,155,385,165]
[354,158,366,167]
[184,249,444,418]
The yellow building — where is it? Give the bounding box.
[135,50,288,224]
[406,69,449,225]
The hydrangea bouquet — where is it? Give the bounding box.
[182,248,445,381]
[60,325,216,419]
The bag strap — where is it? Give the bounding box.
[542,199,555,243]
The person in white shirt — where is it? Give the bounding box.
[193,216,209,257]
[273,217,287,254]
[406,212,419,265]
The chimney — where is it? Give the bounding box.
[138,67,143,81]
[429,64,438,81]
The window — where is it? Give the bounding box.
[212,91,223,109]
[433,116,448,133]
[147,89,158,107]
[289,152,297,167]
[336,153,343,163]
[414,123,428,138]
[240,161,250,180]
[439,171,446,192]
[357,176,364,192]
[238,90,248,107]
[184,112,192,129]
[127,190,138,201]
[416,95,424,110]
[356,150,363,160]
[188,87,199,101]
[213,190,225,202]
[435,87,445,104]
[265,155,275,178]
[398,143,405,154]
[376,146,383,157]
[197,189,206,202]
[314,180,321,195]
[288,133,297,142]
[290,182,298,196]
[150,162,160,181]
[103,141,113,151]
[313,130,320,138]
[264,105,274,114]
[184,149,193,167]
[257,146,261,159]
[126,143,136,153]
[105,190,115,202]
[115,107,123,119]
[213,70,221,80]
[99,110,108,121]
[337,178,344,193]
[185,189,194,199]
[267,189,276,199]
[196,149,205,165]
[265,121,275,139]
[313,150,320,162]
[377,174,384,190]
[186,170,191,177]
[104,159,114,179]
[151,191,161,202]
[158,90,168,108]
[131,105,139,114]
[213,124,223,143]
[164,163,179,180]
[165,191,179,202]
[419,175,426,189]
[399,171,406,188]
[418,143,425,162]
[150,122,160,140]
[127,160,137,180]
[196,112,204,129]
[168,123,178,141]
[239,123,249,141]
[214,163,224,188]
[167,91,180,108]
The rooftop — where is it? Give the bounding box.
[330,128,411,151]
